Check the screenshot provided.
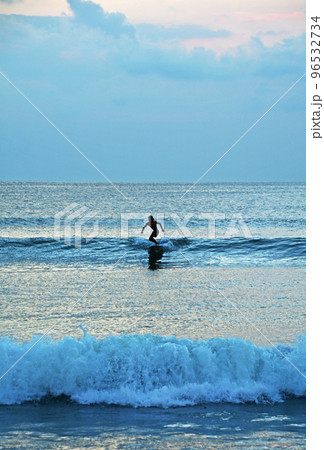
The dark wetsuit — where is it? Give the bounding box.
[149,220,158,244]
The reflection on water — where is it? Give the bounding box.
[0,399,306,449]
[0,266,305,345]
[148,246,164,270]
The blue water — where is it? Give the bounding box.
[0,236,305,268]
[0,182,305,447]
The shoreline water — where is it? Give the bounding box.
[0,399,306,448]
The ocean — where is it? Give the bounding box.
[0,182,306,448]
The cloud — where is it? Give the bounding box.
[257,30,282,36]
[246,35,306,77]
[259,11,305,22]
[116,33,305,81]
[67,0,134,37]
[0,11,305,86]
[0,0,305,87]
[135,23,231,41]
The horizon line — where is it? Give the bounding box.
[0,179,306,184]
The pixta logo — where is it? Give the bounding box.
[120,212,252,239]
[54,203,99,248]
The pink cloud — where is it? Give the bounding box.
[243,11,305,23]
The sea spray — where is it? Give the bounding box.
[0,334,305,407]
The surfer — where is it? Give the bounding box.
[141,215,164,245]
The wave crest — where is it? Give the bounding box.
[0,334,305,407]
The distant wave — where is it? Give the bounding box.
[0,236,306,267]
[0,334,305,407]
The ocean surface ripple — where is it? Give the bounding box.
[0,236,305,267]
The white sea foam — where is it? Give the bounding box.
[0,334,305,407]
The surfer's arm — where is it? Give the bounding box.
[157,222,164,232]
[141,222,149,233]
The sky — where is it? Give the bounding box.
[0,0,306,182]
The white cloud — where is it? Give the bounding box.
[0,0,305,82]
[67,0,134,37]
[135,24,232,41]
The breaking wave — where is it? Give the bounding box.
[0,333,305,407]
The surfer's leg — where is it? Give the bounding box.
[149,231,158,245]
